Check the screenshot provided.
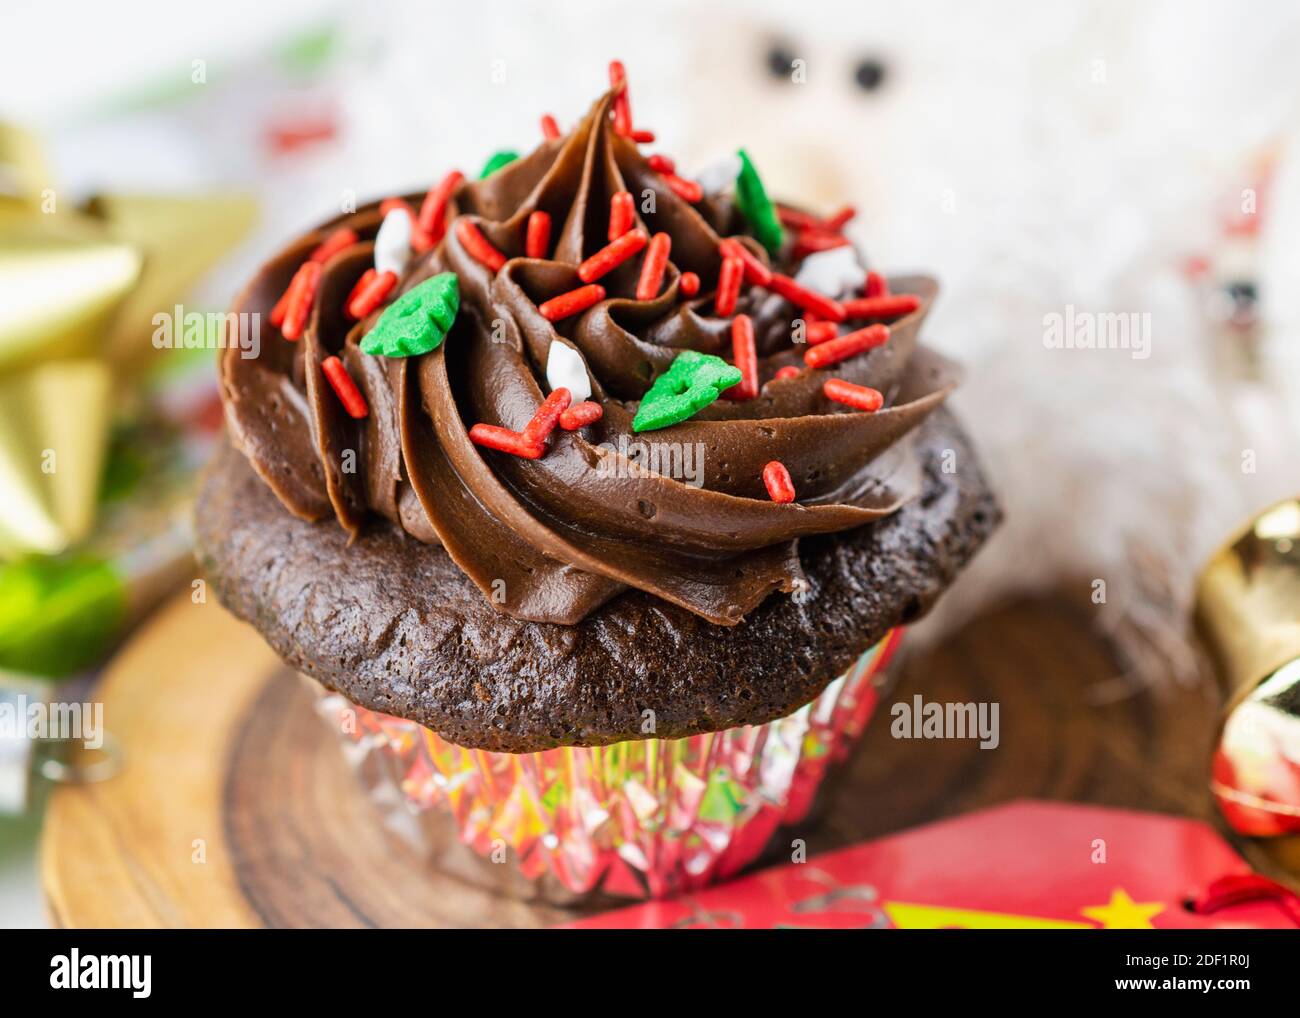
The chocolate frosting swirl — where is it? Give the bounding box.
[220,92,959,626]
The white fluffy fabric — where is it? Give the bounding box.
[683,0,1300,682]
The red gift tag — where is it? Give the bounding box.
[563,801,1300,929]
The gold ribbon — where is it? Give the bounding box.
[0,124,254,555]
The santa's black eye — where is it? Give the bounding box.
[1226,280,1257,304]
[853,57,887,92]
[765,43,797,81]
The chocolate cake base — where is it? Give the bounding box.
[195,407,999,752]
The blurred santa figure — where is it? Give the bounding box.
[677,0,1300,685]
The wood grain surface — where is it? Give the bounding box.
[41,590,1286,928]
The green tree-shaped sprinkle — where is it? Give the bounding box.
[632,350,742,432]
[360,272,459,358]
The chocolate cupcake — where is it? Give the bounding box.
[197,64,998,899]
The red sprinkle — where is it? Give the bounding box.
[540,114,561,140]
[578,229,648,283]
[310,227,359,264]
[523,386,572,445]
[525,211,552,259]
[762,461,796,504]
[663,172,703,203]
[539,283,606,321]
[647,154,676,174]
[379,198,433,251]
[379,197,412,218]
[776,205,823,232]
[636,232,672,301]
[726,314,758,400]
[776,204,854,240]
[805,321,839,345]
[823,378,884,412]
[609,60,633,136]
[793,231,850,259]
[767,273,846,322]
[864,270,888,298]
[629,129,655,144]
[455,219,507,273]
[774,365,802,381]
[822,206,856,231]
[804,324,890,368]
[714,255,744,317]
[280,261,322,341]
[469,424,544,459]
[269,280,293,327]
[559,400,604,430]
[346,269,398,320]
[719,238,773,287]
[418,170,463,241]
[344,269,376,313]
[841,294,920,320]
[321,355,368,418]
[679,271,700,297]
[608,191,635,241]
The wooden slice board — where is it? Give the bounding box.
[40,590,1288,928]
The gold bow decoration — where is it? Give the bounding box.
[0,123,255,557]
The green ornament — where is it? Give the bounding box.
[0,554,127,679]
[479,150,520,178]
[734,149,784,255]
[360,273,459,358]
[631,350,742,433]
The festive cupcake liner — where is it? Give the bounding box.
[311,629,903,902]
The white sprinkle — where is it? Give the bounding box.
[373,208,413,277]
[546,340,591,402]
[694,152,743,196]
[794,245,864,297]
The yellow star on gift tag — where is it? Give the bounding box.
[1080,888,1165,929]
